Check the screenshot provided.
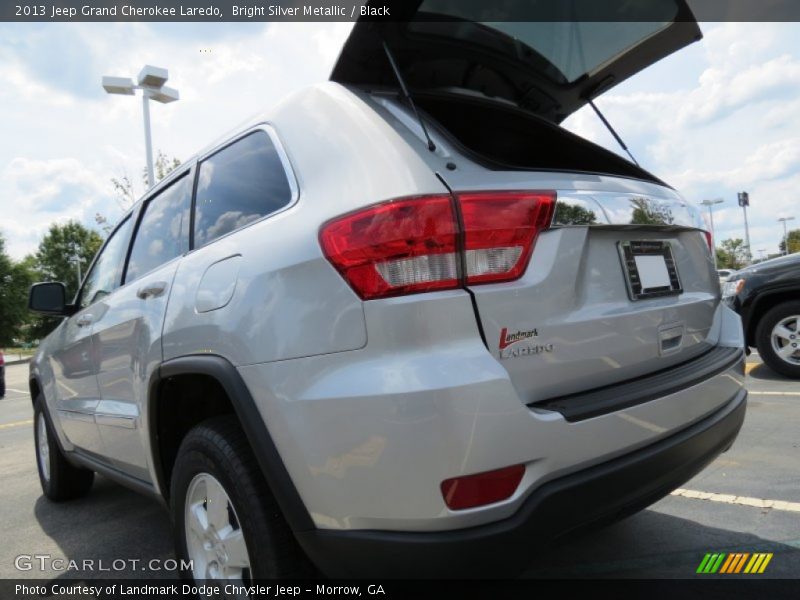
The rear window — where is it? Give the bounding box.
[125,173,191,283]
[411,0,677,83]
[194,131,293,248]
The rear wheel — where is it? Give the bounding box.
[755,301,800,379]
[33,396,95,501]
[170,416,312,581]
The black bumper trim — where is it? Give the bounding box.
[530,345,744,422]
[297,389,747,578]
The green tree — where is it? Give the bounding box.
[716,238,748,270]
[778,229,800,255]
[28,222,103,340]
[153,151,181,183]
[0,234,35,346]
[112,150,181,211]
[554,203,597,225]
[629,197,674,225]
[34,221,103,298]
[101,151,181,233]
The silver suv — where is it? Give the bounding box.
[28,5,746,580]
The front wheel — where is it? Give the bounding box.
[755,301,800,379]
[33,396,95,501]
[170,416,312,582]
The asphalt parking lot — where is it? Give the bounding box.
[1,356,798,581]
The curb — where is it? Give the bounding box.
[4,357,31,366]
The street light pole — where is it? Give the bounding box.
[738,192,751,264]
[699,198,724,268]
[71,253,81,289]
[778,216,796,255]
[142,91,155,188]
[102,66,179,189]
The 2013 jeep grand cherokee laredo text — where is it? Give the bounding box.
[28,2,746,580]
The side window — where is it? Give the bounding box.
[79,217,133,309]
[194,130,293,248]
[125,174,191,283]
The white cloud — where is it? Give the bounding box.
[563,22,800,256]
[0,22,352,260]
[1,20,798,261]
[0,157,117,257]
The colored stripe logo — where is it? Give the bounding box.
[697,552,773,574]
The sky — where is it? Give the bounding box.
[0,21,798,261]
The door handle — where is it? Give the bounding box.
[137,281,168,300]
[76,314,94,327]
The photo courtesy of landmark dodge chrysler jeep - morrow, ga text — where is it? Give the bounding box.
[27,1,746,580]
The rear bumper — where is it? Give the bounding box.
[298,388,747,578]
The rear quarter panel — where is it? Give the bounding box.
[162,83,451,365]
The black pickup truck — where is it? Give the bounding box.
[724,253,800,378]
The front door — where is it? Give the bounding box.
[50,215,135,458]
[92,171,192,481]
[48,306,103,456]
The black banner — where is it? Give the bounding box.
[5,0,800,23]
[2,579,800,600]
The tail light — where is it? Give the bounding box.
[703,230,714,254]
[320,191,555,300]
[441,464,525,510]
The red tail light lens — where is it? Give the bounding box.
[319,191,556,300]
[459,191,556,284]
[703,230,714,254]
[319,195,459,300]
[441,464,525,510]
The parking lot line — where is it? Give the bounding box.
[6,388,28,394]
[749,390,800,396]
[0,419,33,430]
[672,488,800,513]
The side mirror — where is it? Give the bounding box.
[29,282,74,316]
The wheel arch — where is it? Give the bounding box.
[148,354,314,533]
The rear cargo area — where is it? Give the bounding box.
[415,91,661,183]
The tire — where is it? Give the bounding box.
[170,416,313,581]
[33,395,95,501]
[755,301,800,379]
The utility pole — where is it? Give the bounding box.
[738,192,751,264]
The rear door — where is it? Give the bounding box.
[332,0,701,122]
[441,169,719,405]
[92,170,192,481]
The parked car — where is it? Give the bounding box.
[28,3,746,580]
[717,268,736,285]
[723,252,800,378]
[0,350,5,398]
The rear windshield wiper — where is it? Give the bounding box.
[588,98,639,167]
[382,40,437,152]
